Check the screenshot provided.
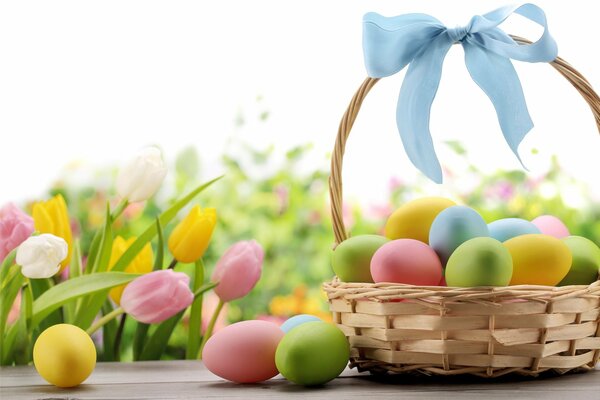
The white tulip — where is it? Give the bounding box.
[16,234,68,279]
[116,146,167,203]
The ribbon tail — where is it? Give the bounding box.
[397,35,453,183]
[464,43,533,168]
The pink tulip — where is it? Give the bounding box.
[120,269,194,324]
[211,240,263,302]
[0,203,34,261]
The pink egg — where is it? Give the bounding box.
[202,320,284,383]
[531,215,570,238]
[370,239,442,285]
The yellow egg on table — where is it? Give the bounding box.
[504,234,572,286]
[33,324,96,387]
[384,197,456,243]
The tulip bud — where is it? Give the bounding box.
[168,205,216,263]
[211,240,263,302]
[116,146,167,203]
[16,234,68,279]
[0,203,35,261]
[32,194,73,270]
[120,270,194,324]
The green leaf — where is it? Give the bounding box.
[0,266,23,362]
[153,218,164,271]
[1,322,17,365]
[70,239,83,279]
[110,176,222,273]
[139,311,184,360]
[100,302,119,361]
[29,278,63,331]
[0,251,16,286]
[12,282,32,365]
[186,259,204,359]
[33,272,140,326]
[75,290,109,330]
[92,203,113,273]
[132,322,150,361]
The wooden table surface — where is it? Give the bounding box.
[1,361,599,400]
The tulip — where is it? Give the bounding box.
[120,270,194,324]
[0,203,35,261]
[116,146,167,203]
[168,206,216,263]
[16,234,68,279]
[211,240,263,302]
[108,236,154,305]
[32,194,73,270]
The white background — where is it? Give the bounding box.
[1,0,599,205]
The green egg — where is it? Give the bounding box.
[331,235,389,282]
[558,236,600,286]
[275,321,349,386]
[445,237,513,287]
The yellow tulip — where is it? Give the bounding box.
[168,205,216,263]
[108,236,154,304]
[32,194,73,271]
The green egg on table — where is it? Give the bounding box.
[445,237,513,287]
[558,236,600,286]
[275,321,349,386]
[331,235,389,282]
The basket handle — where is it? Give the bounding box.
[329,36,600,246]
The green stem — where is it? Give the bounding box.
[111,199,129,221]
[86,307,124,335]
[198,299,224,359]
[113,313,127,360]
[186,259,204,359]
[167,258,178,270]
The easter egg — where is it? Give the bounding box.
[429,206,489,264]
[370,239,442,285]
[531,215,570,238]
[488,218,541,242]
[558,236,600,286]
[275,321,349,386]
[202,320,284,383]
[281,314,322,333]
[384,197,456,243]
[331,235,389,282]
[445,238,513,287]
[33,324,96,387]
[504,234,572,286]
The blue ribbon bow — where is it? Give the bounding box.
[363,3,558,183]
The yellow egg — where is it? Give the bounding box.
[384,197,456,243]
[504,234,572,286]
[33,324,96,387]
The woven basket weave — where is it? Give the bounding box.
[323,36,600,378]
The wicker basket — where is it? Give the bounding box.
[323,36,600,378]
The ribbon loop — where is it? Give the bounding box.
[362,3,558,183]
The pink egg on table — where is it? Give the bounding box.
[531,215,570,238]
[202,320,284,383]
[370,239,442,285]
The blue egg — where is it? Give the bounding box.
[280,314,322,333]
[488,218,541,242]
[429,206,489,264]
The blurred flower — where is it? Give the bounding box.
[121,269,194,324]
[168,205,216,263]
[108,236,154,305]
[274,184,289,214]
[211,240,263,302]
[32,194,73,270]
[367,203,393,221]
[201,292,229,333]
[116,146,167,203]
[485,181,515,201]
[0,203,34,261]
[342,202,354,229]
[268,285,331,322]
[7,291,21,325]
[16,233,68,279]
[388,176,403,192]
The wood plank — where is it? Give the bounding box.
[1,360,599,399]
